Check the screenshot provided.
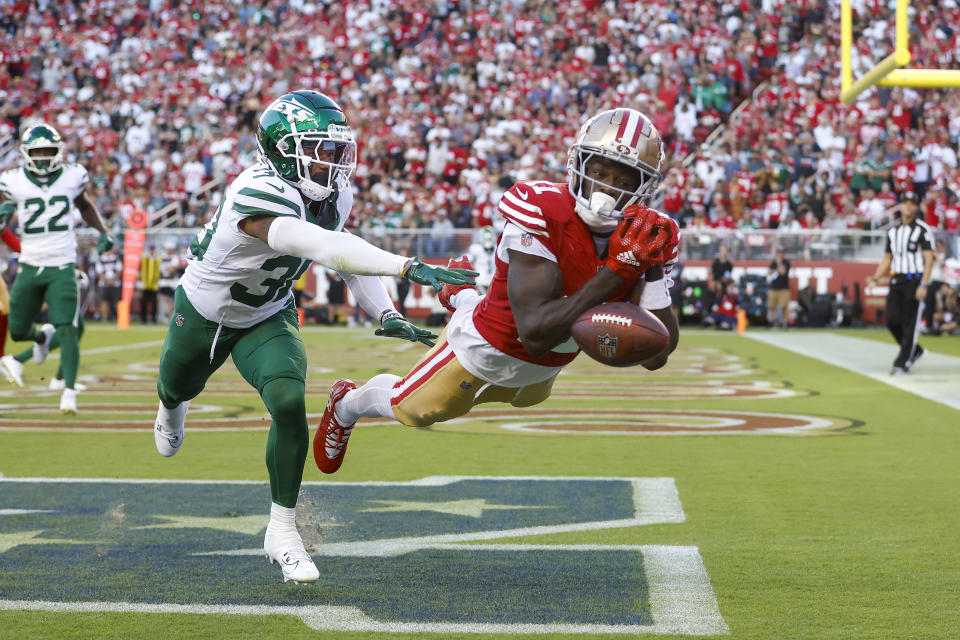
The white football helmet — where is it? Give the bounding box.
[567,108,664,233]
[20,123,65,176]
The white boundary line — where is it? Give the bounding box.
[743,331,960,412]
[0,476,727,635]
[44,340,166,360]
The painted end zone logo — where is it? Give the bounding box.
[429,408,857,436]
[0,477,728,635]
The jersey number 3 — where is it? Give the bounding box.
[23,196,71,234]
[230,256,309,308]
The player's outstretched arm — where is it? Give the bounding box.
[241,215,476,289]
[401,257,477,291]
[340,272,437,347]
[75,190,114,252]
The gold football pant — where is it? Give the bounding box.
[390,328,557,428]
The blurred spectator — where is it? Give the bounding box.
[426,209,454,257]
[767,247,791,329]
[923,239,948,334]
[933,284,959,335]
[0,0,956,254]
[94,245,122,322]
[710,244,734,287]
[702,280,739,330]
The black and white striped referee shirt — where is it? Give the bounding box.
[884,219,934,276]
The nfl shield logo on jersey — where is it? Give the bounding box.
[598,334,618,358]
[175,314,184,327]
[520,232,533,247]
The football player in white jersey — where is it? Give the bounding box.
[0,123,115,414]
[1,269,91,391]
[465,226,497,293]
[153,90,476,584]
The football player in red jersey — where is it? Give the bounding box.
[314,108,681,474]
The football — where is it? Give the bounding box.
[571,302,670,367]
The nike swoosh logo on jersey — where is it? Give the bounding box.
[264,181,286,193]
[516,188,529,200]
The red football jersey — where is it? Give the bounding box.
[473,180,634,367]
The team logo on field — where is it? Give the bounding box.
[520,232,533,247]
[175,314,184,327]
[597,334,618,358]
[0,477,727,635]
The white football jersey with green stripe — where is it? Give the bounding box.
[0,164,88,267]
[179,162,353,327]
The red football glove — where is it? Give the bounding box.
[604,206,672,278]
[659,212,680,265]
[438,255,477,312]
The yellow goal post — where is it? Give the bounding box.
[840,0,960,104]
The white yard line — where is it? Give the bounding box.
[45,340,165,360]
[743,331,960,411]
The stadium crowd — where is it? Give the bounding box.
[3,1,960,236]
[1,0,959,330]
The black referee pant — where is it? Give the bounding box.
[886,277,923,369]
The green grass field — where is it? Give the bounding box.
[1,323,958,639]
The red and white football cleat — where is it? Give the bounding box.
[438,255,476,312]
[313,378,357,474]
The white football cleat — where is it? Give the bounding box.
[59,388,78,415]
[264,530,319,584]
[0,355,24,388]
[154,400,190,457]
[49,378,87,392]
[32,324,56,364]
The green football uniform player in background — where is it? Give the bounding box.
[1,269,91,391]
[0,123,114,413]
[153,90,475,584]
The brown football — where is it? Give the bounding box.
[571,302,670,367]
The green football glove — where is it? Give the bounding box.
[402,257,478,291]
[0,201,15,223]
[97,233,115,253]
[375,311,438,347]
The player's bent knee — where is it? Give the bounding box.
[510,379,555,408]
[261,378,306,422]
[54,324,77,340]
[393,401,468,428]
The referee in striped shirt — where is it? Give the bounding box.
[866,191,934,375]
